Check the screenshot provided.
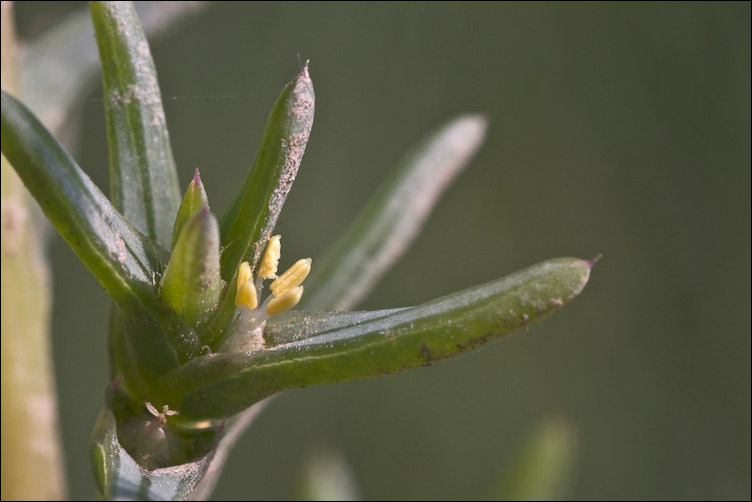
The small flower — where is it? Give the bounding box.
[145,402,180,425]
[223,236,312,351]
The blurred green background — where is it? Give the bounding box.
[11,2,751,500]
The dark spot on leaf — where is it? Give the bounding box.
[456,331,495,353]
[419,343,435,365]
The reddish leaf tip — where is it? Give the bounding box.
[586,254,602,269]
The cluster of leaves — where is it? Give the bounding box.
[0,2,593,499]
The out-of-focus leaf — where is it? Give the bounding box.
[0,5,66,499]
[184,399,271,501]
[91,0,181,249]
[20,1,208,141]
[161,257,594,419]
[218,64,314,281]
[493,417,578,501]
[303,114,488,311]
[297,449,361,502]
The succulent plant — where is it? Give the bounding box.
[0,2,594,499]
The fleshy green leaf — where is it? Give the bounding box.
[91,397,270,501]
[218,64,315,281]
[159,208,221,328]
[160,257,594,419]
[90,0,181,249]
[203,65,315,347]
[172,169,210,250]
[0,90,162,308]
[108,308,151,398]
[262,308,408,347]
[0,91,200,376]
[90,407,215,501]
[303,114,488,311]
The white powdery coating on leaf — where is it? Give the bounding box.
[115,234,127,263]
[100,3,168,132]
[254,70,314,265]
[101,3,177,246]
[106,41,165,128]
[104,3,128,33]
[291,64,314,122]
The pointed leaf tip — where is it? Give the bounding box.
[586,254,602,269]
[218,67,314,282]
[165,257,592,418]
[172,170,210,249]
[160,208,221,327]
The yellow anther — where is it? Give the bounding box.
[258,235,281,279]
[266,286,304,316]
[235,277,258,309]
[269,258,312,297]
[237,261,252,293]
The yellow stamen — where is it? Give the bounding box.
[235,277,258,309]
[269,258,312,297]
[266,286,304,316]
[258,235,281,279]
[236,261,252,294]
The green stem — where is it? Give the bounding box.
[0,3,66,499]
